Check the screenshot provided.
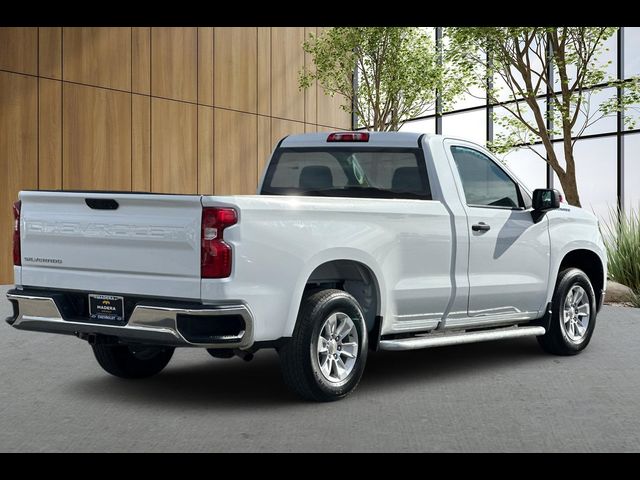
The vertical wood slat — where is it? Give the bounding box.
[198,106,214,194]
[62,27,132,91]
[0,72,38,282]
[132,94,150,191]
[271,28,305,123]
[151,27,197,103]
[62,83,131,190]
[151,98,197,194]
[0,27,38,75]
[198,27,214,106]
[214,27,257,113]
[257,115,272,181]
[257,27,271,116]
[39,27,62,79]
[132,27,150,95]
[38,78,62,189]
[215,109,258,195]
[303,27,317,125]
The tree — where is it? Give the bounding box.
[448,27,640,207]
[300,27,465,131]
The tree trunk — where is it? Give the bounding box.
[559,142,582,208]
[540,137,582,208]
[388,105,400,131]
[556,171,582,208]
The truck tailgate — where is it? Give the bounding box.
[18,191,202,299]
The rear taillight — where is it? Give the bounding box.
[201,207,238,278]
[327,132,370,142]
[13,200,21,266]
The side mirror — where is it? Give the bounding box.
[531,188,561,223]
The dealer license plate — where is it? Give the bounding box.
[88,294,124,322]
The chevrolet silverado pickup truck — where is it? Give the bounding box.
[6,131,607,401]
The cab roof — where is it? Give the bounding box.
[279,131,435,148]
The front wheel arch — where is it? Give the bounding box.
[553,249,605,311]
[538,267,597,355]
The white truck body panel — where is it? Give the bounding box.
[546,205,607,304]
[201,195,453,340]
[19,193,202,299]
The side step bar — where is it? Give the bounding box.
[378,326,546,351]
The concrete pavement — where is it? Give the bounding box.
[1,285,639,452]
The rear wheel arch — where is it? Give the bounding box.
[302,260,382,337]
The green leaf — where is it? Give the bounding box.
[299,27,464,131]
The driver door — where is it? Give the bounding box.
[446,141,550,319]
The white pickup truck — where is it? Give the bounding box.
[6,132,607,401]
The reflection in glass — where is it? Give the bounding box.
[553,137,617,224]
[625,27,640,78]
[500,145,548,192]
[400,117,436,134]
[442,109,486,145]
[624,133,640,213]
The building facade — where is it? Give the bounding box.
[0,27,351,283]
[399,27,640,226]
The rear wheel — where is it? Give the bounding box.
[92,344,174,379]
[279,289,368,402]
[537,268,597,356]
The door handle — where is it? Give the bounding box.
[472,222,491,232]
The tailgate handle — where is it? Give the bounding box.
[85,198,119,210]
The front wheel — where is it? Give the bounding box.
[537,268,597,356]
[279,289,368,401]
[92,344,175,379]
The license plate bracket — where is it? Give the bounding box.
[88,294,124,322]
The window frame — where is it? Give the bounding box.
[447,143,530,211]
[260,146,433,201]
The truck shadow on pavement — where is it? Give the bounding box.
[68,338,547,409]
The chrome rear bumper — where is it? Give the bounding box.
[6,291,254,349]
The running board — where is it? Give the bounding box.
[378,326,546,351]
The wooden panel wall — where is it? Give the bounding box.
[214,109,258,195]
[38,79,62,189]
[151,27,197,103]
[151,98,197,194]
[214,28,256,112]
[63,28,132,91]
[271,27,305,123]
[0,72,37,283]
[0,27,351,283]
[39,28,62,79]
[132,27,150,95]
[63,83,132,190]
[131,94,151,191]
[0,28,37,75]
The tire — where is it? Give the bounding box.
[92,344,175,379]
[537,268,597,356]
[279,289,368,402]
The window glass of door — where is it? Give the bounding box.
[450,145,522,208]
